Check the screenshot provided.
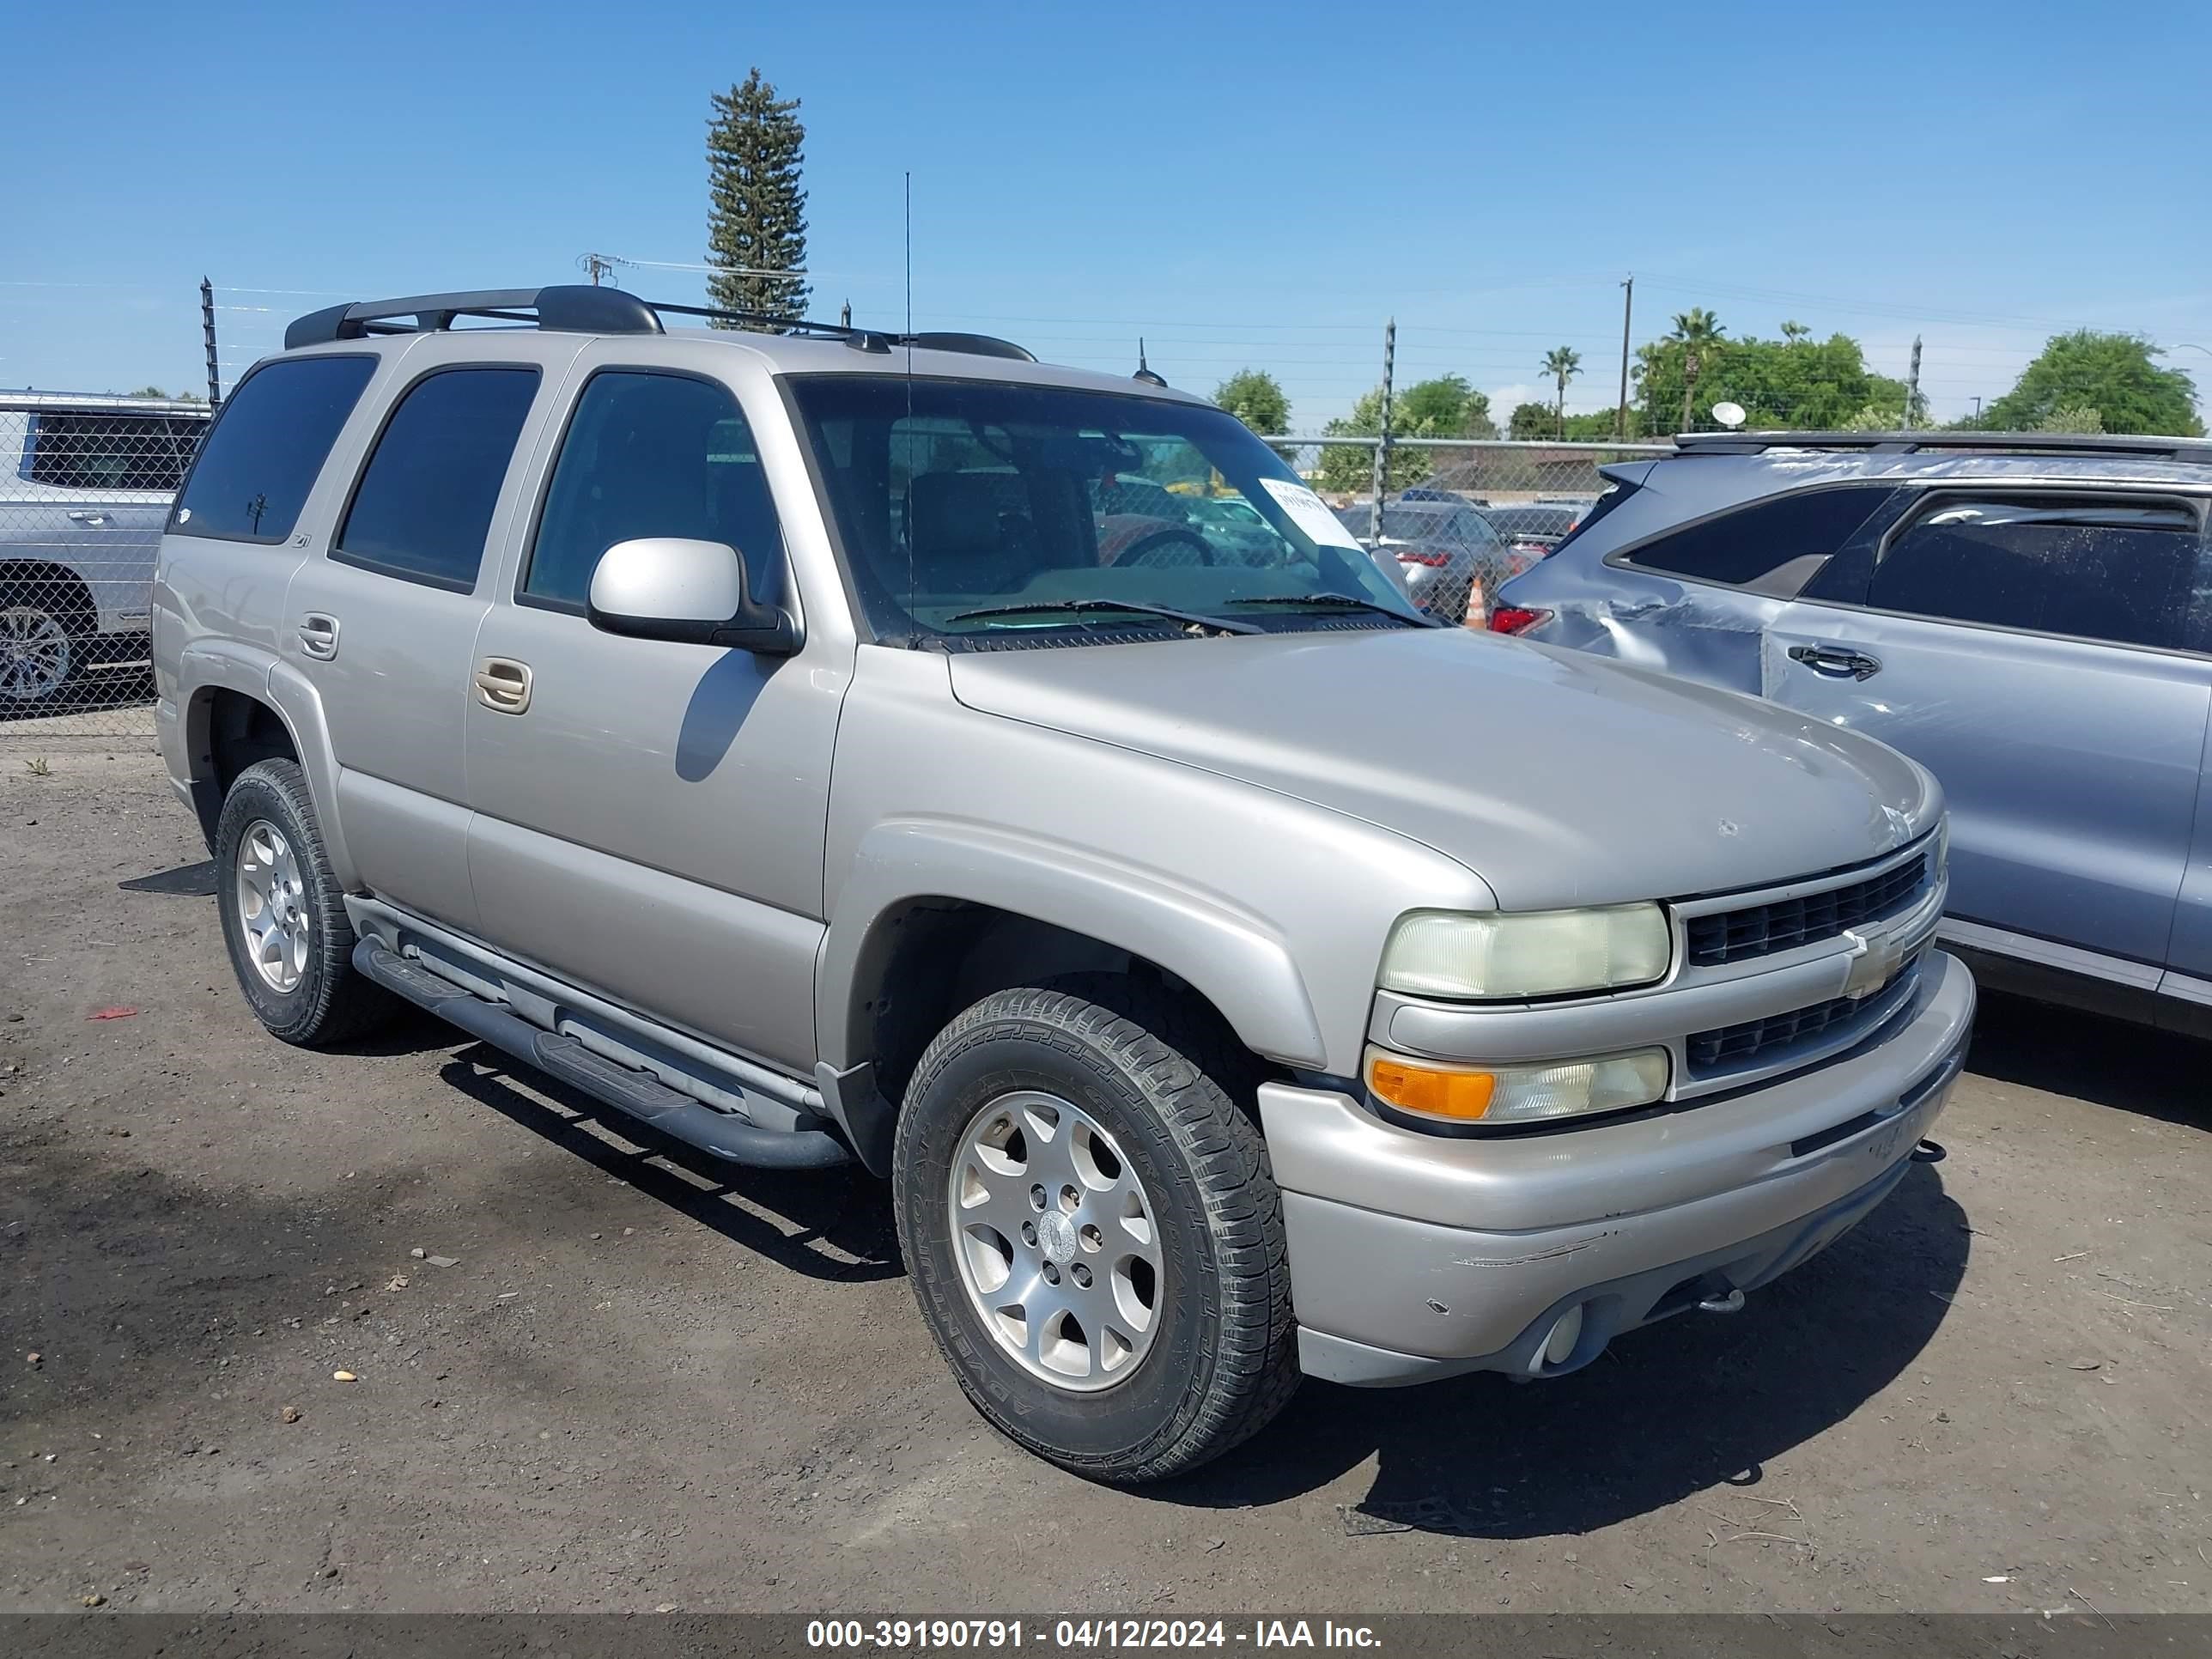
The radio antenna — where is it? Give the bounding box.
[903,171,913,337]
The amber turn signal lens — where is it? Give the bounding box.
[1366,1053,1498,1121]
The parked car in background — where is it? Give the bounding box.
[1337,499,1533,622]
[155,284,1970,1483]
[1496,428,2212,1036]
[1480,502,1584,562]
[1,392,208,708]
[1182,494,1282,563]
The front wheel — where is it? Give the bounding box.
[893,985,1298,1483]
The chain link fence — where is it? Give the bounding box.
[0,395,209,743]
[1262,436,1668,624]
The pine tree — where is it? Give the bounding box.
[705,70,810,327]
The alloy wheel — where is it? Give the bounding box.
[234,818,311,994]
[946,1091,1165,1391]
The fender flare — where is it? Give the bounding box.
[177,644,358,890]
[816,816,1328,1073]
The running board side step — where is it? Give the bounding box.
[353,939,850,1170]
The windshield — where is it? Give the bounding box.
[789,376,1424,643]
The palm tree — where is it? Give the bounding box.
[1780,319,1811,344]
[1668,308,1726,430]
[1540,346,1583,439]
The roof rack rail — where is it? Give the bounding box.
[1673,428,2212,460]
[283,284,1034,362]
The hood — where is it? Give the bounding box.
[947,628,1936,909]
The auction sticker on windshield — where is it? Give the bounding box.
[1260,477,1364,550]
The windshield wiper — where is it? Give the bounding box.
[1223,592,1441,627]
[945,599,1262,635]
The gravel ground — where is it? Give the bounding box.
[2,749,2208,1618]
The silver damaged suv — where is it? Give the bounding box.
[154,286,1974,1482]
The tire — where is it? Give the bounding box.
[0,586,87,709]
[893,983,1298,1483]
[215,758,398,1046]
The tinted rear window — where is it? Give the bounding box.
[1623,483,1894,586]
[172,356,376,543]
[26,413,206,491]
[334,367,540,592]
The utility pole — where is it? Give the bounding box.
[199,276,222,408]
[1905,335,1923,429]
[1370,318,1395,544]
[840,301,852,328]
[1615,274,1633,441]
[1971,395,1983,420]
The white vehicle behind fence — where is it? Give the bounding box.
[1,392,209,711]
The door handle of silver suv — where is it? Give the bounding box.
[473,657,533,714]
[1788,643,1881,680]
[297,613,341,660]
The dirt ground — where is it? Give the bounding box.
[3,747,2208,1619]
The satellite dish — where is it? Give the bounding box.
[1711,401,1747,429]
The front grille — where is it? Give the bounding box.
[1686,960,1921,1073]
[1686,851,1928,969]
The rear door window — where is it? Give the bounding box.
[333,367,541,592]
[171,356,377,543]
[1620,483,1896,590]
[1867,495,2202,651]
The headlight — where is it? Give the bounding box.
[1365,1045,1669,1127]
[1380,903,1671,1000]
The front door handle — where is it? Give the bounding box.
[297,612,340,660]
[1788,642,1882,680]
[473,657,533,714]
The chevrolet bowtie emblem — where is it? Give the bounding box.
[1841,925,1906,999]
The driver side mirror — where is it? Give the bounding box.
[586,538,799,656]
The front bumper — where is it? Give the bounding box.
[1265,950,1974,1386]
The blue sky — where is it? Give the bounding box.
[9,0,2210,427]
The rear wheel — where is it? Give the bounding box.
[0,589,83,708]
[893,984,1297,1483]
[216,758,398,1045]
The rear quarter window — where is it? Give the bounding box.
[1619,483,1897,592]
[171,356,377,543]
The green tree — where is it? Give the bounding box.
[1315,375,1495,494]
[1668,308,1725,431]
[1212,368,1290,434]
[1564,407,1638,441]
[1636,322,1920,433]
[1541,346,1583,439]
[1780,319,1812,344]
[1508,400,1555,441]
[1980,331,2202,436]
[705,69,810,326]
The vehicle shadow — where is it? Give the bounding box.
[1966,988,2205,1129]
[434,1045,900,1284]
[1161,1159,1965,1537]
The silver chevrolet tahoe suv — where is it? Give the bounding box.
[154,286,1975,1483]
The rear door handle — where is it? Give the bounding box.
[473,657,533,714]
[297,612,340,660]
[1788,643,1881,680]
[66,510,112,527]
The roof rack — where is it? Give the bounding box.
[283,284,1033,362]
[1674,429,2212,460]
